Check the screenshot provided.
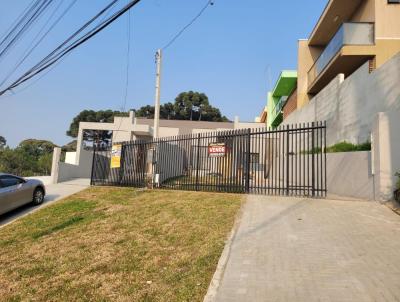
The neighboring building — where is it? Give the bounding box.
[266,70,297,128]
[297,0,400,108]
[254,106,267,123]
[55,111,264,183]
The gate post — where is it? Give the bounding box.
[119,143,126,186]
[195,133,201,191]
[90,146,96,186]
[311,122,315,197]
[286,125,290,195]
[245,128,251,193]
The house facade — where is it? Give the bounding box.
[297,0,400,109]
[263,70,297,128]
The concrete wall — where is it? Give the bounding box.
[65,152,77,165]
[284,52,400,146]
[57,149,93,183]
[327,151,374,200]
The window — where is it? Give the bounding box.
[0,176,23,188]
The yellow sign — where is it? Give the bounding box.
[110,144,122,168]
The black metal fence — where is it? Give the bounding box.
[91,121,327,197]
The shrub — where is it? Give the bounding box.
[302,141,371,154]
[325,141,371,153]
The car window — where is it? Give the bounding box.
[0,176,23,188]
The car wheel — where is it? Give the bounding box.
[32,188,44,205]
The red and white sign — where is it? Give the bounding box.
[208,143,226,157]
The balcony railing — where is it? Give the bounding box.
[271,96,288,125]
[308,22,374,88]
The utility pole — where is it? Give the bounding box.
[153,49,162,139]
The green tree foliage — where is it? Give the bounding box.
[62,140,77,152]
[66,92,228,146]
[134,102,177,120]
[66,110,128,147]
[135,91,229,122]
[0,135,6,150]
[0,139,56,176]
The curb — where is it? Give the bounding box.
[203,198,246,302]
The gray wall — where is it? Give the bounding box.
[284,52,400,146]
[327,151,374,200]
[58,149,93,182]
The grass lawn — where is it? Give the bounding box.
[0,188,242,302]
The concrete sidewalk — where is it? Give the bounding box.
[210,195,400,302]
[0,178,90,228]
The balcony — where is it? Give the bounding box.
[308,22,374,92]
[270,96,288,127]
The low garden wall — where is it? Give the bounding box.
[327,151,374,200]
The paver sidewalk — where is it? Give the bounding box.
[212,195,400,302]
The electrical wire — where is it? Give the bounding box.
[0,0,78,87]
[114,8,133,143]
[0,0,55,61]
[1,0,118,98]
[0,0,38,43]
[0,0,142,97]
[0,0,41,47]
[162,0,214,51]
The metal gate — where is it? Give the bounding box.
[91,121,327,197]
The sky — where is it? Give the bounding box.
[0,0,327,147]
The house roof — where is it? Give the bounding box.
[308,0,363,46]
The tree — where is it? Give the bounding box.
[173,91,228,121]
[0,135,6,150]
[18,139,56,158]
[0,139,56,176]
[62,140,77,152]
[135,102,176,120]
[66,110,128,147]
[135,91,229,122]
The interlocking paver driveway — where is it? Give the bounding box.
[214,195,400,302]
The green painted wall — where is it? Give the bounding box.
[266,70,297,128]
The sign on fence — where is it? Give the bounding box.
[110,144,122,168]
[208,143,226,158]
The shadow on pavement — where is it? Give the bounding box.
[0,194,61,227]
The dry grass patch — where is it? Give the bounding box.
[0,188,242,301]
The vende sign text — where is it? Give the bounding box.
[208,143,226,158]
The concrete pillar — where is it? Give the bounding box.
[129,110,135,125]
[50,147,61,184]
[372,110,400,201]
[234,116,240,129]
[75,125,84,165]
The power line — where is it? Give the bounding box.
[0,0,78,87]
[0,0,55,62]
[0,0,38,43]
[114,7,133,142]
[0,0,143,97]
[162,0,214,51]
[0,0,41,47]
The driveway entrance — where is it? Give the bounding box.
[210,195,400,302]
